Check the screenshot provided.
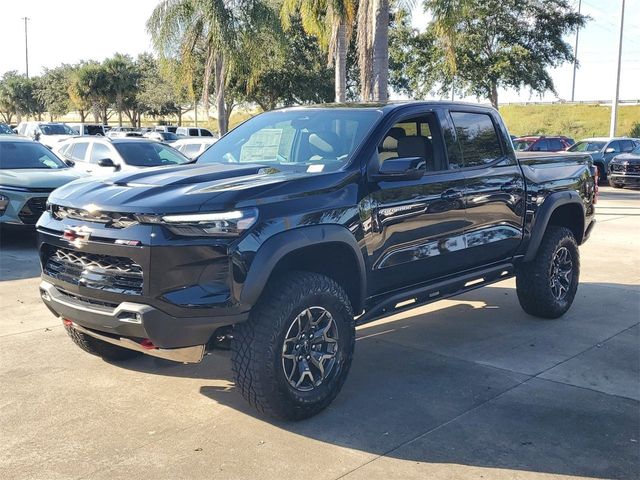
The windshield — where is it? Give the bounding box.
[568,141,606,152]
[40,124,75,135]
[513,140,533,151]
[113,142,189,167]
[197,108,383,172]
[0,141,68,169]
[632,145,640,155]
[0,124,13,134]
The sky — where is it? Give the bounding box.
[1,0,638,104]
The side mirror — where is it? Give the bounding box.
[604,147,615,154]
[98,158,120,171]
[64,159,75,167]
[33,132,41,141]
[372,157,426,182]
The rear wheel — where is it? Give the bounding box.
[516,226,580,319]
[232,271,355,420]
[64,324,142,361]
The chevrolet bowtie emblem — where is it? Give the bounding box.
[62,226,92,246]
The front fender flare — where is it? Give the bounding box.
[523,190,585,262]
[240,225,367,311]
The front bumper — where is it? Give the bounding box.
[609,173,640,187]
[0,190,49,225]
[37,212,250,353]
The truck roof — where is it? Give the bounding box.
[278,101,497,113]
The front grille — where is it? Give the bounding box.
[627,163,640,174]
[44,246,143,295]
[611,163,640,174]
[50,205,138,229]
[18,197,48,224]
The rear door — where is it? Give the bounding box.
[449,109,525,268]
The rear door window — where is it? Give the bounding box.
[450,112,503,167]
[200,129,213,137]
[70,142,89,161]
[548,138,564,151]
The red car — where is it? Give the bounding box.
[513,136,573,152]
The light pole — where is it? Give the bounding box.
[571,0,581,102]
[21,17,30,78]
[609,0,625,137]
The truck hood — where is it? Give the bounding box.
[0,168,84,190]
[611,152,640,163]
[48,163,320,213]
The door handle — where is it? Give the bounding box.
[441,189,463,201]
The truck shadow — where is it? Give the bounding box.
[0,225,41,281]
[121,281,639,480]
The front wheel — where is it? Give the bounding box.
[231,271,355,420]
[516,226,580,319]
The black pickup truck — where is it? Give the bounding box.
[37,102,596,420]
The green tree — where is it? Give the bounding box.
[0,72,35,123]
[425,0,586,108]
[68,62,111,123]
[389,9,439,99]
[147,0,275,134]
[280,0,356,103]
[104,54,140,126]
[228,17,333,111]
[38,65,73,120]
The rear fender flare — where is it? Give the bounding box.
[523,190,585,262]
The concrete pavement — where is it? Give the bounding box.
[0,187,638,480]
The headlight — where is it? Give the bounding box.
[138,208,258,237]
[0,194,9,216]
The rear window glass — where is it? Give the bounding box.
[450,112,503,167]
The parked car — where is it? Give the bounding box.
[608,144,640,189]
[143,131,179,144]
[66,123,106,136]
[176,126,215,138]
[38,102,596,420]
[107,126,142,139]
[172,137,217,158]
[513,136,572,152]
[567,137,640,182]
[54,137,190,175]
[15,121,76,148]
[0,137,83,225]
[154,125,178,134]
[1,122,15,135]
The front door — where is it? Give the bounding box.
[362,109,470,296]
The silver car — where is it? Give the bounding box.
[0,137,83,225]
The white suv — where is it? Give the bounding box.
[176,126,216,138]
[16,121,76,148]
[53,137,190,175]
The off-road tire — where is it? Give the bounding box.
[232,271,355,421]
[65,325,142,361]
[609,179,623,188]
[516,226,580,319]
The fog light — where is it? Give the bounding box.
[41,290,51,301]
[117,312,142,324]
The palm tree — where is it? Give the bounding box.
[357,0,392,102]
[281,0,356,103]
[147,0,237,135]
